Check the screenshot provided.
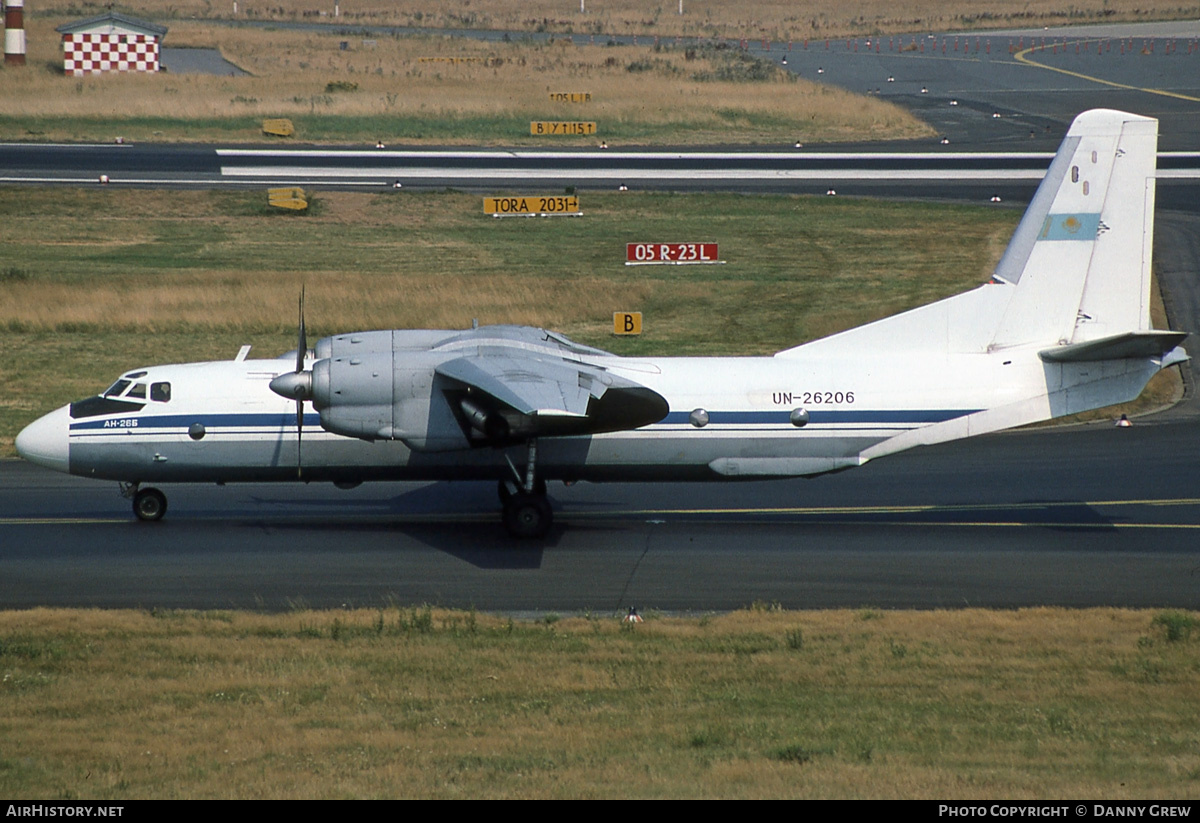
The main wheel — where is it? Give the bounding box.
[503,493,552,539]
[133,487,167,521]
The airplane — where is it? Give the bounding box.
[15,109,1189,538]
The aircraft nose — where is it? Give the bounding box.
[15,405,70,474]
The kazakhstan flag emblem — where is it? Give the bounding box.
[1039,213,1101,241]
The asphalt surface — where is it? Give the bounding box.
[2,20,1199,612]
[4,411,1200,611]
[159,47,247,76]
[756,21,1200,152]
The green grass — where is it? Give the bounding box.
[0,112,836,145]
[1,607,1198,798]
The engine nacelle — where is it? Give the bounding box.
[276,326,669,452]
[311,350,471,451]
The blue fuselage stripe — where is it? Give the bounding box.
[69,408,976,433]
[69,412,323,431]
[659,409,975,425]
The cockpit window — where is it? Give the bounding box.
[124,371,148,380]
[103,379,132,398]
[127,383,147,399]
[150,382,171,402]
[70,396,145,419]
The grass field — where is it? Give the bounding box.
[4,3,1197,145]
[0,18,929,145]
[1,606,1198,798]
[28,0,1200,39]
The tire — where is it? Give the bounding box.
[503,494,552,539]
[133,487,167,522]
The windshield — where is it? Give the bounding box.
[103,379,132,398]
[99,377,171,403]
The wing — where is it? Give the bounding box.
[436,349,668,440]
[436,353,593,417]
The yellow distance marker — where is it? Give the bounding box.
[530,121,597,136]
[261,118,295,137]
[483,196,580,216]
[267,187,308,211]
[613,312,643,335]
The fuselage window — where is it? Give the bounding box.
[128,383,147,399]
[151,382,172,402]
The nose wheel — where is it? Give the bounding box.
[499,439,552,539]
[122,484,168,521]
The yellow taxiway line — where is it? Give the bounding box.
[1012,43,1200,103]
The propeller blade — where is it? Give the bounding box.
[296,287,306,479]
[296,286,307,375]
[296,399,303,480]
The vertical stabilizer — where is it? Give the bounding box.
[989,109,1158,351]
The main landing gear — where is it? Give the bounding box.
[499,438,552,539]
[120,482,167,521]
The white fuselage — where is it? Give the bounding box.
[20,333,1138,487]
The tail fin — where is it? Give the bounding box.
[780,109,1186,466]
[776,109,1183,367]
[989,109,1158,350]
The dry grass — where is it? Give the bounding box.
[1,18,927,145]
[0,189,1014,339]
[1,606,1198,798]
[0,269,642,334]
[28,0,1200,38]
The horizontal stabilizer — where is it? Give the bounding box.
[1038,330,1188,362]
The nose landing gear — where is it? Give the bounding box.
[121,482,168,522]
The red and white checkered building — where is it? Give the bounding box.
[56,12,167,77]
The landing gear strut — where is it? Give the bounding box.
[500,439,552,539]
[121,483,168,521]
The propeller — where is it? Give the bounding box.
[295,288,306,478]
[269,288,312,479]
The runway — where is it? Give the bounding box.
[4,413,1200,611]
[2,21,1199,612]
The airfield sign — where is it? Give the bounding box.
[530,121,597,136]
[625,243,722,265]
[484,196,581,217]
[613,312,643,335]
